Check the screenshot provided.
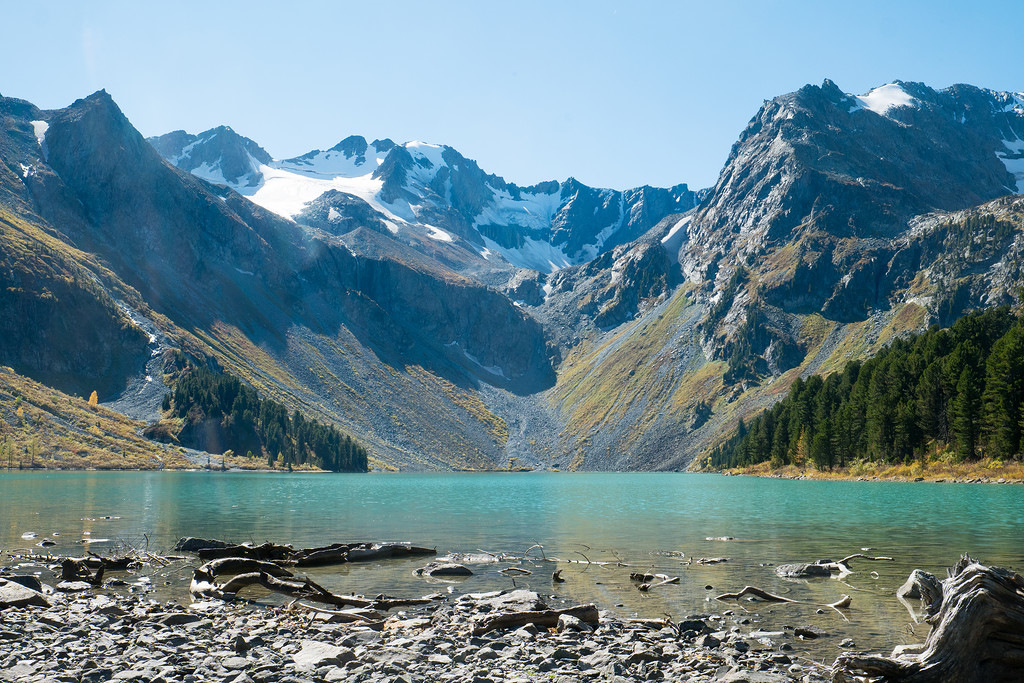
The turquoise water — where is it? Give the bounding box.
[2,471,1023,659]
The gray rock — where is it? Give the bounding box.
[556,613,592,633]
[174,537,237,552]
[774,563,832,578]
[292,640,355,670]
[0,580,50,609]
[413,562,473,577]
[2,575,43,592]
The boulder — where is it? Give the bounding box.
[774,562,832,578]
[292,639,356,670]
[413,562,473,577]
[173,537,236,552]
[0,579,50,609]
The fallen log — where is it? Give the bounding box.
[197,557,294,579]
[218,572,375,608]
[716,586,796,603]
[343,543,436,563]
[294,602,383,623]
[832,555,1024,682]
[198,542,294,562]
[637,576,680,592]
[472,603,599,635]
[174,537,236,553]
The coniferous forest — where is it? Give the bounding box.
[164,367,368,472]
[707,307,1024,470]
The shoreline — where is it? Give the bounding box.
[710,457,1024,484]
[0,568,831,683]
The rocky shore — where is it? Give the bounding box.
[0,577,831,683]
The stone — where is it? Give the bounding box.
[774,563,832,578]
[292,640,356,670]
[794,625,828,639]
[0,580,50,609]
[3,575,43,592]
[413,563,473,577]
[556,614,592,633]
[55,581,93,592]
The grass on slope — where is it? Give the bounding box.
[0,366,190,470]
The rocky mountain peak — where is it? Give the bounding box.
[147,124,270,187]
[329,134,369,160]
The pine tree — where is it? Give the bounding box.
[981,324,1024,459]
[952,366,981,461]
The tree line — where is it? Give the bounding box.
[167,367,368,472]
[707,306,1024,470]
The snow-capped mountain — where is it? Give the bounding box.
[148,130,700,273]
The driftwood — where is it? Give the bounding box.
[217,572,375,608]
[472,603,599,635]
[293,602,383,623]
[61,558,104,586]
[198,557,295,579]
[897,568,943,616]
[778,554,894,579]
[194,540,436,567]
[212,570,434,612]
[716,586,797,603]
[828,595,853,609]
[832,555,1024,682]
[629,573,679,591]
[198,542,294,563]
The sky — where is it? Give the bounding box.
[4,1,1023,190]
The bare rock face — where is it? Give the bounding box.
[674,80,1024,384]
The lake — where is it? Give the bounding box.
[2,471,1023,661]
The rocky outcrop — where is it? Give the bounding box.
[295,189,390,235]
[148,125,271,186]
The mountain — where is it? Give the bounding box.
[3,80,1024,473]
[546,80,1024,470]
[148,130,700,274]
[0,90,554,470]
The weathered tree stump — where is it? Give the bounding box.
[832,555,1024,682]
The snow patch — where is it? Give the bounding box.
[327,206,341,222]
[30,120,49,159]
[30,120,48,146]
[277,146,384,178]
[473,185,563,232]
[660,215,690,244]
[542,282,554,302]
[242,162,390,222]
[997,138,1024,193]
[445,341,508,379]
[480,234,573,273]
[848,83,917,117]
[189,161,230,186]
[425,224,454,242]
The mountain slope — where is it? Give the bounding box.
[547,80,1024,470]
[1,90,555,470]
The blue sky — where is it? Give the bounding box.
[5,1,1022,189]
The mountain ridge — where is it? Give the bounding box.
[148,128,701,274]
